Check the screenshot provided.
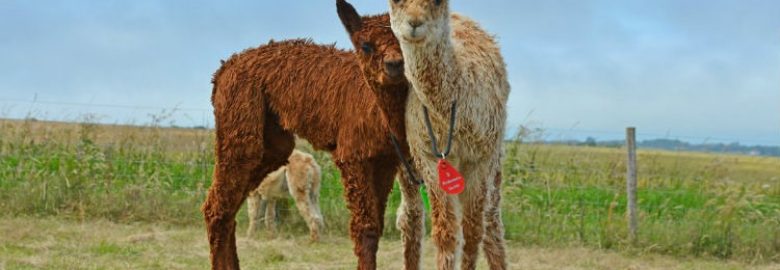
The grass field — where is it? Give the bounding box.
[2,216,777,270]
[1,118,779,268]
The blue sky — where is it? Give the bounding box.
[1,1,779,145]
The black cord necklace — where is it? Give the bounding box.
[423,101,457,159]
[389,132,423,186]
[390,101,457,185]
[389,100,458,187]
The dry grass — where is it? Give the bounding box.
[1,217,776,270]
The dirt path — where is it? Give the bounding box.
[0,217,775,270]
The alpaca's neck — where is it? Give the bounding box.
[402,27,460,114]
[374,84,410,142]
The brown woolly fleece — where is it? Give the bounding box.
[202,2,423,269]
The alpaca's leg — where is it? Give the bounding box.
[396,169,425,270]
[288,173,322,242]
[364,161,396,267]
[258,199,268,228]
[459,164,489,270]
[413,154,463,270]
[426,175,462,270]
[297,195,323,242]
[202,115,294,270]
[309,164,325,232]
[372,163,397,235]
[482,170,507,270]
[264,199,278,236]
[303,196,324,242]
[338,161,385,270]
[203,162,268,270]
[306,169,325,242]
[246,193,262,237]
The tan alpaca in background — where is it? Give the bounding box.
[388,0,509,269]
[246,150,324,242]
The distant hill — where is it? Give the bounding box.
[547,138,780,157]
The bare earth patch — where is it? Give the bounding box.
[0,217,776,270]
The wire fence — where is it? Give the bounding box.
[4,96,780,145]
[1,99,779,262]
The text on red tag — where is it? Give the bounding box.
[437,159,465,195]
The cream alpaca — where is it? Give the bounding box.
[389,0,509,269]
[245,150,324,242]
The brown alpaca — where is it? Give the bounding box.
[202,1,423,269]
[337,1,426,269]
[246,150,324,242]
[389,0,510,269]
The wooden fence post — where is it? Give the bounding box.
[626,127,638,243]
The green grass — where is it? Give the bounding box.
[501,142,780,262]
[1,118,779,263]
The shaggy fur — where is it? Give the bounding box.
[395,181,427,270]
[246,150,323,242]
[389,0,510,269]
[337,2,425,268]
[202,3,422,269]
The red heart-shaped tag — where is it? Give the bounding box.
[438,159,465,195]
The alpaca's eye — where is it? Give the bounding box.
[434,0,442,5]
[361,42,374,54]
[393,0,401,3]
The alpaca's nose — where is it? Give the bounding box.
[384,60,404,78]
[409,20,423,30]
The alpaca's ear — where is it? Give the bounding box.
[337,0,362,34]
